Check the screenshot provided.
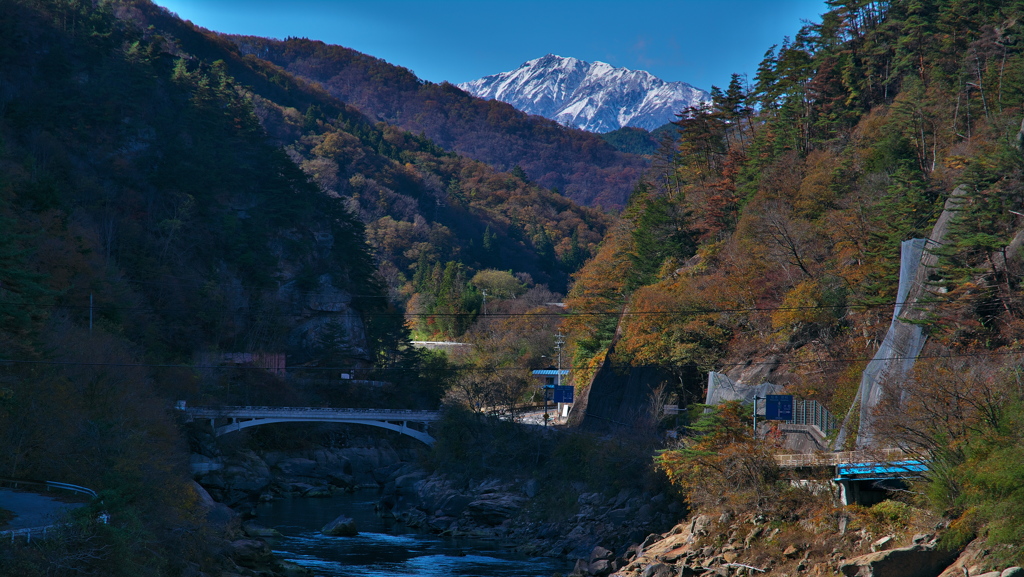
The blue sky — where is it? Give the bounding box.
[154,0,828,92]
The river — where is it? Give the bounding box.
[255,492,569,577]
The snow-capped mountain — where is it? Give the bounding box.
[458,54,711,133]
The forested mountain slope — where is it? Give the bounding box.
[564,0,1024,561]
[0,0,606,572]
[124,1,609,323]
[224,36,649,208]
[0,0,406,572]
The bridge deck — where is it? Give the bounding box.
[178,406,440,445]
[775,447,911,468]
[182,406,441,421]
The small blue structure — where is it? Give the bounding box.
[836,460,927,481]
[553,385,574,403]
[765,395,793,420]
[531,369,569,386]
[834,459,927,505]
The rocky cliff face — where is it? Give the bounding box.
[458,54,710,133]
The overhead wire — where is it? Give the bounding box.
[2,349,1022,373]
[2,280,1019,374]
[0,293,1011,318]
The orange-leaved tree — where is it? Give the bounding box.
[657,401,784,515]
[561,223,632,384]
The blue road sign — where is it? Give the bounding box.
[554,386,574,404]
[765,395,793,420]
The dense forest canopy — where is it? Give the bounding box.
[564,0,1024,559]
[0,0,601,572]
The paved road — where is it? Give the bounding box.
[517,408,568,426]
[0,489,85,530]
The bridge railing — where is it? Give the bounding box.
[786,399,838,434]
[179,405,441,421]
[775,447,910,468]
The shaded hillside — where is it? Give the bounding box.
[224,36,649,209]
[565,0,1024,560]
[601,126,662,155]
[0,0,429,573]
[0,1,608,569]
[0,0,409,374]
[120,4,609,310]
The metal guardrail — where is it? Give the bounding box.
[0,477,99,541]
[836,459,927,480]
[786,399,838,433]
[0,477,97,498]
[2,524,65,542]
[775,448,910,468]
[43,482,98,498]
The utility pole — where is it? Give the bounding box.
[556,332,564,387]
[549,332,565,427]
[753,395,764,439]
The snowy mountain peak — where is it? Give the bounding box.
[458,55,710,133]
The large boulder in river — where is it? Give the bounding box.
[201,450,272,506]
[337,446,399,485]
[463,494,526,526]
[189,481,237,532]
[394,471,428,492]
[275,457,319,478]
[321,514,358,537]
[840,544,960,577]
[228,539,275,569]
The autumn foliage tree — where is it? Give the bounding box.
[446,287,563,417]
[874,353,1024,564]
[656,402,786,515]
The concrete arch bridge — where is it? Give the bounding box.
[178,405,440,446]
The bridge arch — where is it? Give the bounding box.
[180,406,439,446]
[212,417,436,445]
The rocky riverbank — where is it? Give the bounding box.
[378,472,682,559]
[190,435,418,507]
[188,434,682,567]
[573,510,1022,577]
[189,480,313,577]
[189,433,1021,577]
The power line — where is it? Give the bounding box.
[2,349,1022,373]
[118,277,390,299]
[0,294,1011,319]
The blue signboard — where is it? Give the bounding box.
[765,395,793,420]
[553,386,574,404]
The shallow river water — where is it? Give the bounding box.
[255,492,568,577]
